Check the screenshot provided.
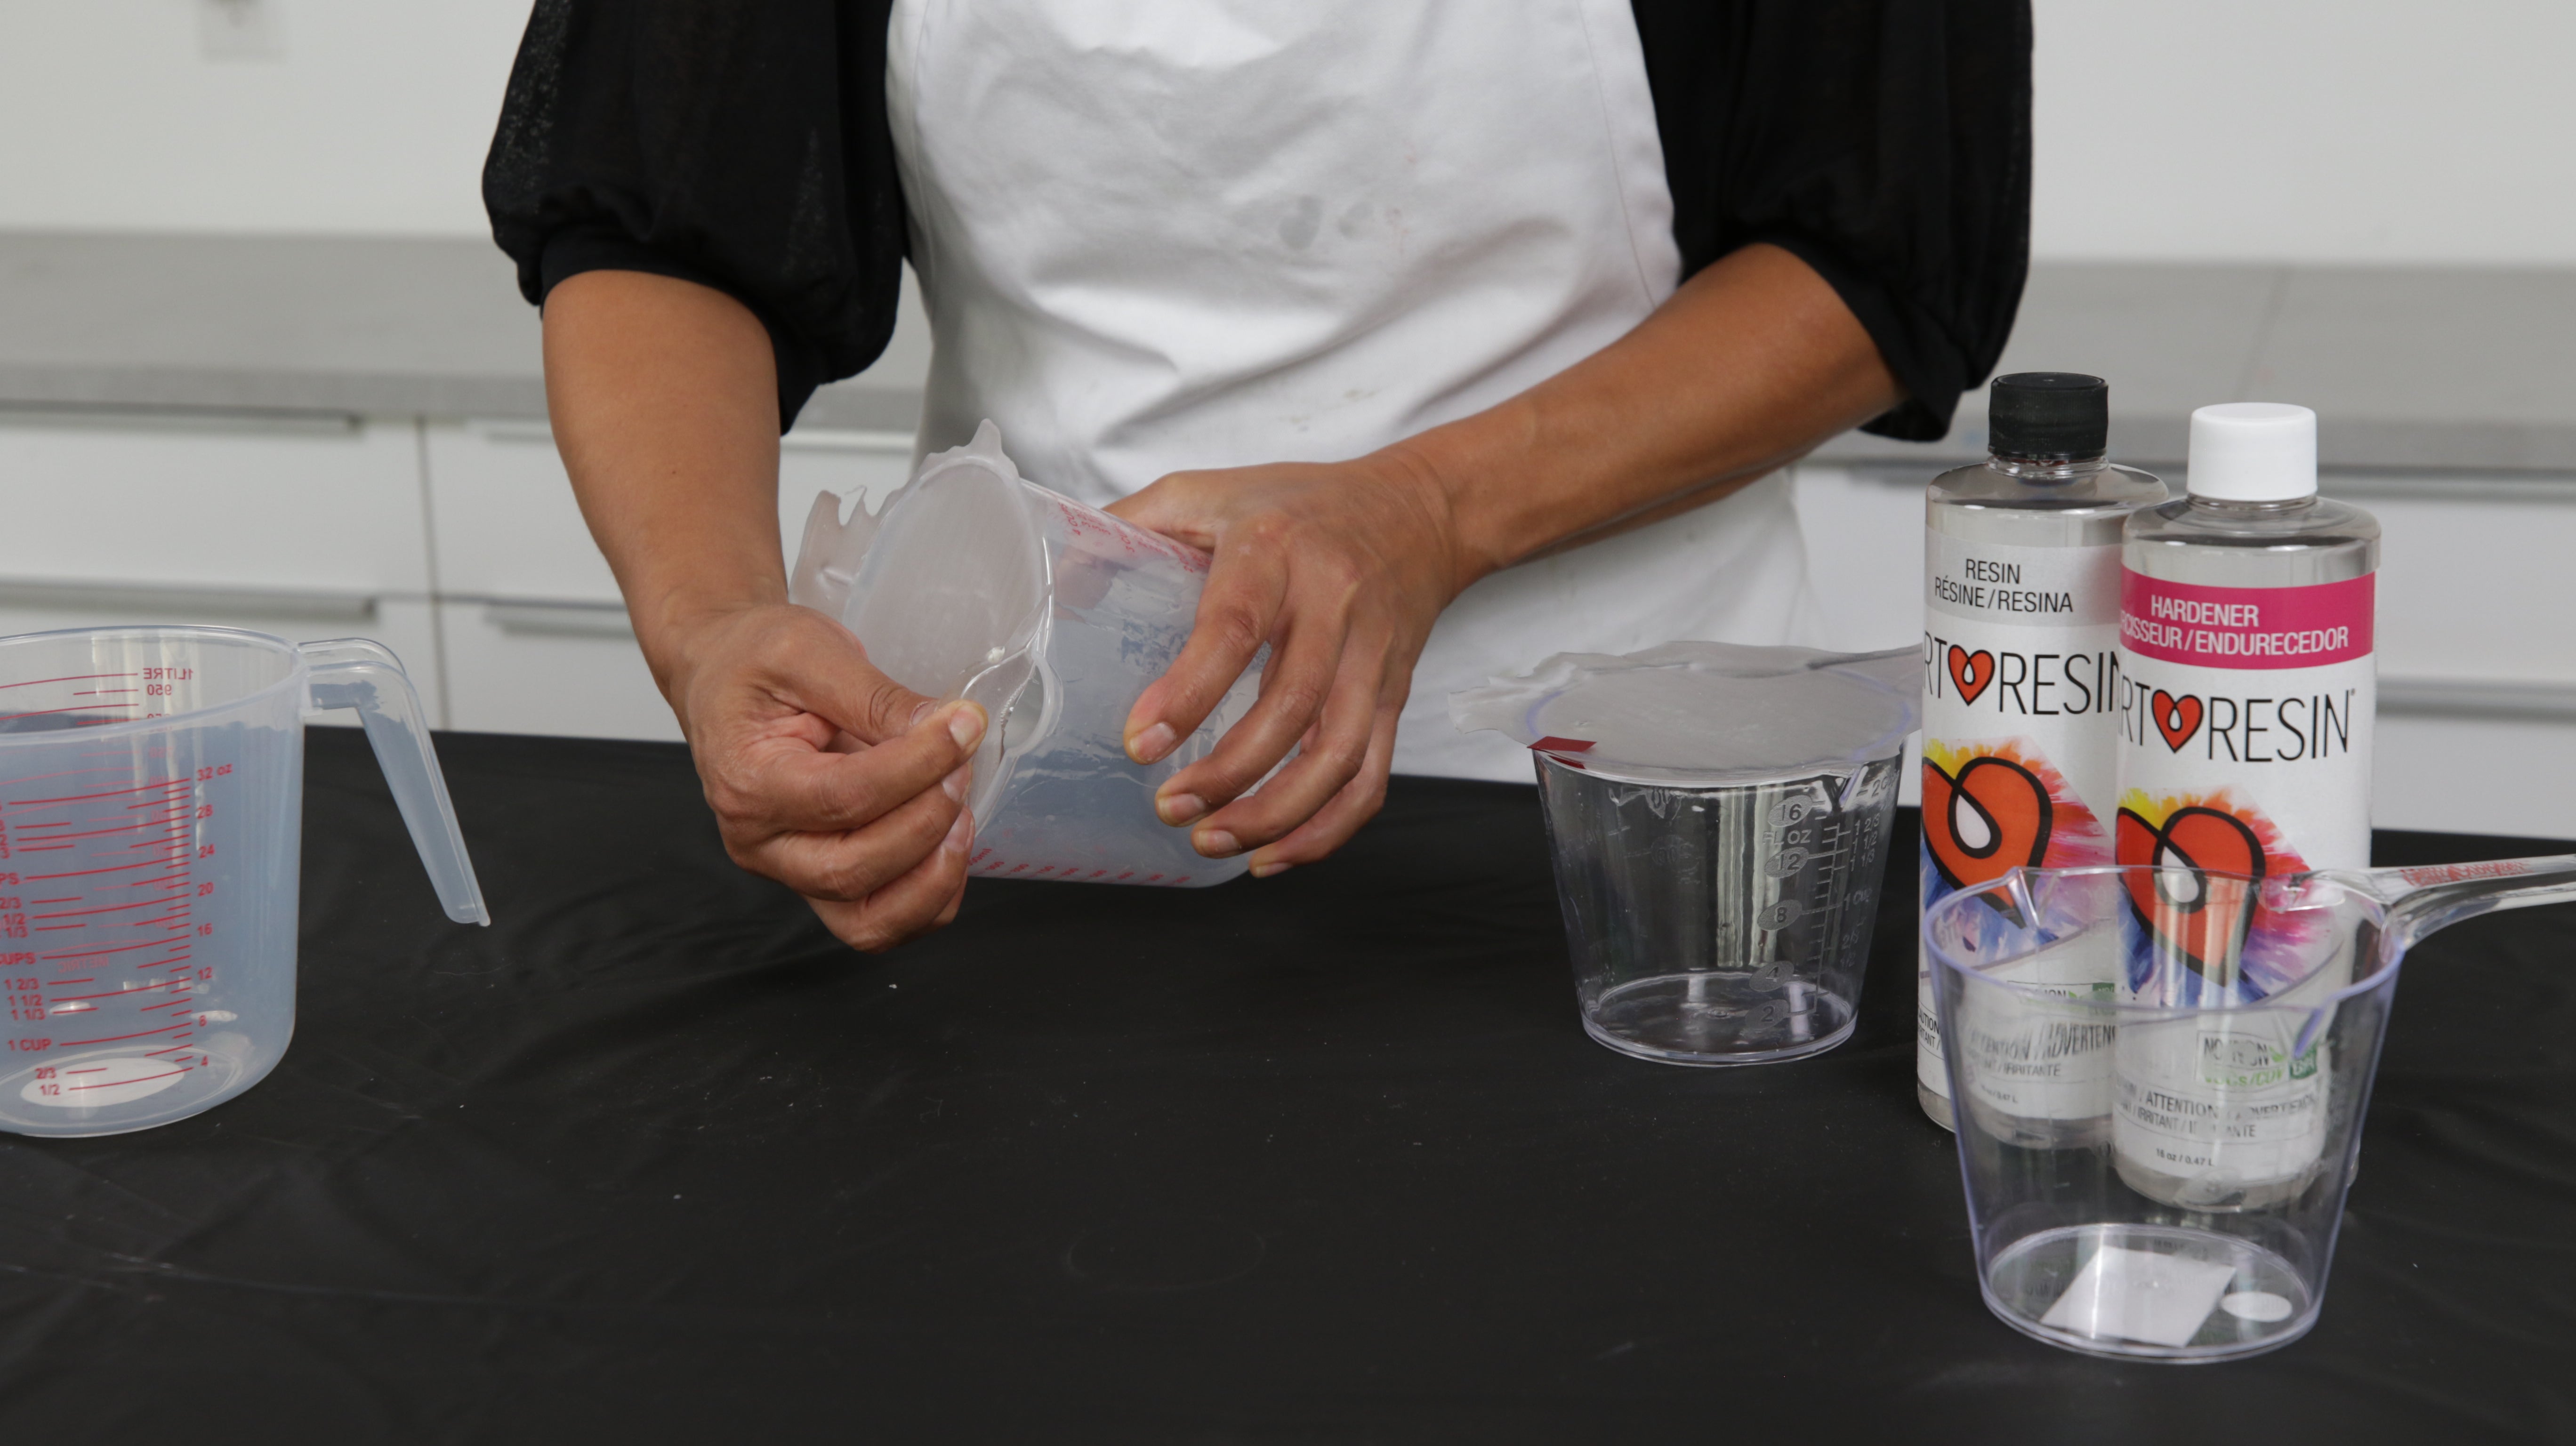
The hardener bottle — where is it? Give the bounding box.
[1918,374,2165,1135]
[2111,402,2379,1210]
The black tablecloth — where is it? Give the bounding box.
[2,731,2571,1443]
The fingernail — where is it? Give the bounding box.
[1158,792,1207,826]
[1250,860,1293,879]
[1195,829,1241,859]
[947,703,987,750]
[945,810,973,853]
[910,699,939,727]
[942,765,970,802]
[1128,721,1177,763]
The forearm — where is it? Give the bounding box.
[1393,242,1902,590]
[541,270,788,692]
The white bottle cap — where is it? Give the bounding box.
[2187,402,2318,501]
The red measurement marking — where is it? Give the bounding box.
[17,845,72,852]
[48,984,178,1002]
[8,777,185,807]
[0,705,139,726]
[63,1067,107,1075]
[42,824,150,843]
[72,690,138,697]
[30,926,83,932]
[30,898,166,921]
[11,822,69,831]
[125,873,192,889]
[69,1069,182,1091]
[0,673,137,692]
[143,1045,185,1056]
[52,1022,190,1046]
[42,940,169,960]
[46,978,95,986]
[25,860,162,880]
[26,898,76,905]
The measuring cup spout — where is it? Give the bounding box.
[301,638,490,925]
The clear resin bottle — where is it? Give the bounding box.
[1920,374,2166,1138]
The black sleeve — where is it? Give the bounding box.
[482,0,906,432]
[1630,0,2031,441]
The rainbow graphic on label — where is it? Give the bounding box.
[1920,739,2112,917]
[2114,788,2320,1005]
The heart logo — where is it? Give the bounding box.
[1947,646,1996,706]
[2116,805,2265,983]
[1922,755,2054,916]
[2151,690,2203,752]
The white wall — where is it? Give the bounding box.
[2031,0,2576,265]
[1,0,2573,260]
[0,0,530,235]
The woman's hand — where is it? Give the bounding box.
[661,602,986,951]
[1107,449,1469,876]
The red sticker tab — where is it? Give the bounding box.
[1529,735,1595,769]
[2120,571,2373,670]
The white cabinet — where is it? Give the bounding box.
[435,598,679,741]
[0,410,444,721]
[5,404,2567,839]
[420,419,917,740]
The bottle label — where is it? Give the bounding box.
[2112,571,2375,876]
[1918,535,2125,1108]
[2113,1020,2330,1191]
[2111,568,2373,1197]
[2118,573,2373,670]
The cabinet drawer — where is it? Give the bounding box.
[2352,482,2576,685]
[438,600,678,741]
[427,421,915,605]
[0,411,430,593]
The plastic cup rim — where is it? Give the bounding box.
[1921,862,2405,1017]
[0,624,309,748]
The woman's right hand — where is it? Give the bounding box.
[660,603,986,952]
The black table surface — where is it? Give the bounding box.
[2,730,2571,1443]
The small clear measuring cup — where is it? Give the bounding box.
[791,422,1263,886]
[0,626,483,1138]
[1452,643,1917,1065]
[1926,854,2576,1360]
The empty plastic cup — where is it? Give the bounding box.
[1926,855,2576,1360]
[1452,643,1916,1065]
[792,423,1262,886]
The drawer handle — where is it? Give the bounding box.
[2380,677,2576,721]
[0,576,376,621]
[483,601,635,638]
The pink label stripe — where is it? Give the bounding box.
[2120,571,2374,670]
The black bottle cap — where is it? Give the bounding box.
[1988,372,2109,459]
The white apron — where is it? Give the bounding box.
[886,0,1817,781]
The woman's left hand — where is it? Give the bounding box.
[1106,449,1469,876]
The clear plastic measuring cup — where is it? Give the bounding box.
[792,422,1262,886]
[0,626,484,1137]
[1925,854,2576,1360]
[1452,643,1917,1065]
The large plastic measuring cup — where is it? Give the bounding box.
[0,626,484,1138]
[1926,854,2576,1360]
[791,422,1262,886]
